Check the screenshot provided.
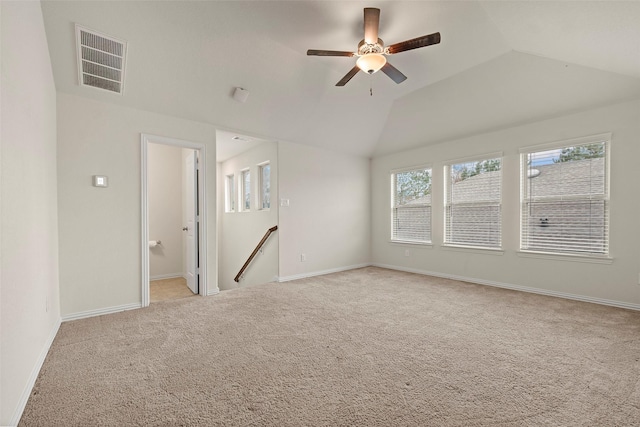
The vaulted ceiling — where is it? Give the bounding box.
[41,1,640,158]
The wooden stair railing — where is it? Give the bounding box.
[234,225,278,282]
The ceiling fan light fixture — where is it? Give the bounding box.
[307,7,440,86]
[356,53,386,74]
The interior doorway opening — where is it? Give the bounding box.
[216,130,279,290]
[141,134,208,307]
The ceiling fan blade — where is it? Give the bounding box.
[336,66,361,86]
[363,8,380,44]
[381,62,407,84]
[387,32,441,54]
[307,49,355,57]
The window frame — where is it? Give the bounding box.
[519,133,611,259]
[390,164,433,245]
[225,173,235,213]
[443,152,503,250]
[258,161,271,211]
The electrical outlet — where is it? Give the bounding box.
[300,253,306,262]
[404,249,410,257]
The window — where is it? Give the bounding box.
[241,169,250,211]
[259,163,271,210]
[521,135,609,256]
[225,174,235,212]
[445,156,502,248]
[391,167,432,243]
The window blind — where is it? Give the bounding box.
[521,141,608,255]
[392,168,432,243]
[445,158,502,248]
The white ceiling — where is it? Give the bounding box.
[216,130,272,163]
[40,1,640,158]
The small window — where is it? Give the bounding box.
[241,169,250,211]
[444,156,502,248]
[225,174,235,212]
[259,163,271,210]
[521,135,609,256]
[391,167,432,243]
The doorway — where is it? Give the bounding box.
[141,134,208,307]
[216,131,278,290]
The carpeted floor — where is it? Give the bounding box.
[19,267,640,426]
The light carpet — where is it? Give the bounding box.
[20,267,640,426]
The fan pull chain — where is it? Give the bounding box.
[370,77,373,96]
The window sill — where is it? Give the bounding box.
[389,240,433,247]
[517,250,613,264]
[441,244,504,255]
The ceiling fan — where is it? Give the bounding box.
[307,7,441,86]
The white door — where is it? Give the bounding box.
[185,151,198,294]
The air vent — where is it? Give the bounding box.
[75,25,127,94]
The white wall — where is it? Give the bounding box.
[0,2,61,425]
[278,141,371,279]
[372,99,640,307]
[218,142,278,290]
[148,143,184,279]
[57,93,217,317]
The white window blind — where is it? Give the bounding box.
[391,168,431,243]
[521,139,608,255]
[225,174,235,212]
[241,169,250,211]
[445,157,502,248]
[259,163,271,210]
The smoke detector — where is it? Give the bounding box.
[75,24,127,94]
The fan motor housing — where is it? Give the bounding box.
[358,38,384,55]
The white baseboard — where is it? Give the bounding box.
[207,287,220,296]
[10,317,61,427]
[149,273,184,281]
[373,263,640,311]
[61,302,142,322]
[277,263,371,282]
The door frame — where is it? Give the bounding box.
[141,133,208,307]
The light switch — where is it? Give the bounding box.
[93,175,108,187]
[280,198,290,207]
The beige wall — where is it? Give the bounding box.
[372,99,640,307]
[148,143,184,279]
[0,2,61,424]
[278,142,371,279]
[218,142,278,290]
[57,93,217,317]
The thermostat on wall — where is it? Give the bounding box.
[93,175,108,187]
